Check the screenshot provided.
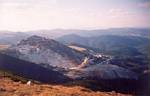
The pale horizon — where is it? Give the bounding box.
[1,27,150,33]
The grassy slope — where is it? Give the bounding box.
[0,70,132,96]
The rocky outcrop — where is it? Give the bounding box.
[4,35,84,69]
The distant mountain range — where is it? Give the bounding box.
[57,34,150,57]
[28,28,150,38]
[0,32,29,45]
[0,28,150,45]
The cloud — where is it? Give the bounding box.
[0,0,149,31]
[0,0,59,10]
[138,2,150,8]
[0,3,31,9]
[108,8,129,18]
[0,0,36,10]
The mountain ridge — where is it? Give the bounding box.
[3,35,85,69]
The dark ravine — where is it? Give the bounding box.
[69,79,138,94]
[137,72,150,96]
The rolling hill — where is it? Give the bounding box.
[57,34,150,56]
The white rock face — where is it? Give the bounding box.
[11,45,77,68]
[5,36,84,69]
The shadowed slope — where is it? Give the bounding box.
[0,53,71,83]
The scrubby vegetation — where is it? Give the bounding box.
[0,69,132,96]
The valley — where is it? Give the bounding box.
[0,28,150,96]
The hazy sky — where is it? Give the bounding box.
[0,0,150,31]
